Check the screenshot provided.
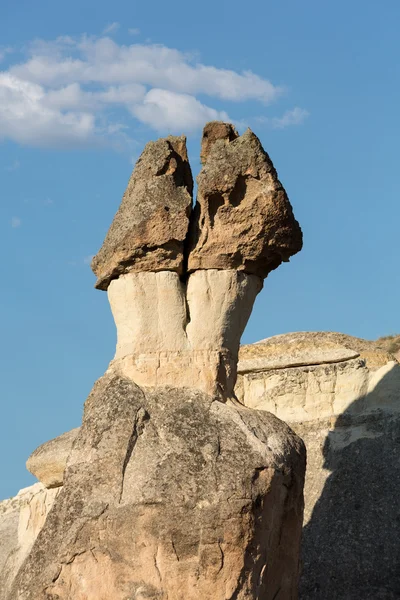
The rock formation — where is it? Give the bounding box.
[0,485,59,600]
[188,125,302,276]
[95,123,302,401]
[91,136,193,291]
[3,123,305,600]
[26,428,79,489]
[237,331,400,599]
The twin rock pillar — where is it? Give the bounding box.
[11,123,306,600]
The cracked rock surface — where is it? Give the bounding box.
[188,124,303,276]
[91,136,193,290]
[11,374,305,600]
[3,123,306,600]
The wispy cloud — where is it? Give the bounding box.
[271,107,309,129]
[83,255,94,265]
[0,32,305,148]
[5,160,20,171]
[11,216,21,228]
[128,28,140,36]
[103,22,120,35]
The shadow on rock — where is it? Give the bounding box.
[300,361,400,599]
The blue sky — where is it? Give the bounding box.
[1,0,399,499]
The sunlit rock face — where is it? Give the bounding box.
[11,377,305,600]
[0,484,59,600]
[108,269,262,398]
[4,123,306,600]
[236,331,400,599]
[91,135,193,291]
[188,123,303,277]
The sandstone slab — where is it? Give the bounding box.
[188,123,303,277]
[91,136,193,290]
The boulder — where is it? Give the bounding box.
[236,332,400,599]
[26,428,79,488]
[188,123,303,277]
[91,136,193,290]
[11,375,305,600]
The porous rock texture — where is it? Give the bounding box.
[26,428,79,488]
[91,135,193,290]
[11,375,305,600]
[0,484,59,600]
[3,124,306,600]
[236,332,400,599]
[188,124,303,276]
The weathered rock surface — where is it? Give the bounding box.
[188,123,303,277]
[0,484,59,600]
[108,269,262,398]
[26,428,79,488]
[3,125,306,600]
[200,121,239,164]
[236,331,400,599]
[11,374,305,600]
[91,136,193,290]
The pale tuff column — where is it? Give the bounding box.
[107,269,262,397]
[107,271,188,359]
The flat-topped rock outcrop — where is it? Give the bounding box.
[237,331,400,599]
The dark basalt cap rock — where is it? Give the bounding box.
[188,122,303,278]
[200,121,239,164]
[91,135,193,290]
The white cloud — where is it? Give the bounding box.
[11,216,21,228]
[11,37,281,103]
[128,28,140,36]
[103,22,120,35]
[0,73,95,147]
[0,33,305,148]
[133,89,229,132]
[271,107,309,129]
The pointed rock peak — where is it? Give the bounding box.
[200,121,239,164]
[188,122,303,278]
[91,135,193,290]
